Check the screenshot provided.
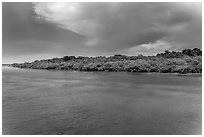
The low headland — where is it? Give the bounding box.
[10,48,202,74]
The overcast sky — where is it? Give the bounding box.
[3,2,202,63]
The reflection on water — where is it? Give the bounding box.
[2,67,202,135]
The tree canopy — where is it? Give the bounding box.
[11,48,202,74]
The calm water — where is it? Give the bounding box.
[2,66,202,135]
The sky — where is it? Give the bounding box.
[2,2,202,64]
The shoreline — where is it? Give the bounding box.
[4,49,202,74]
[3,65,202,76]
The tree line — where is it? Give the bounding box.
[11,48,202,74]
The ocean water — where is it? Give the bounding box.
[2,66,202,135]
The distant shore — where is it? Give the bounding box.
[9,48,202,74]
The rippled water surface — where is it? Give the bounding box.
[2,67,202,135]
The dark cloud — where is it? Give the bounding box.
[3,2,202,63]
[3,2,86,61]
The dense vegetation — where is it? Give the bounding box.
[11,48,202,74]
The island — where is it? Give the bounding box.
[11,48,202,74]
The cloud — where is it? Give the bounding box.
[33,2,201,52]
[116,40,173,56]
[2,2,89,63]
[3,2,201,63]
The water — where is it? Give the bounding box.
[2,66,202,135]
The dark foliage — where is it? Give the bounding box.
[11,48,202,74]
